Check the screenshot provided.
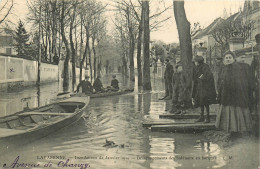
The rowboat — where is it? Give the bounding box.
[71,88,134,98]
[0,97,89,150]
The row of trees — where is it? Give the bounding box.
[111,0,193,93]
[112,0,171,89]
[0,0,192,93]
[27,0,108,90]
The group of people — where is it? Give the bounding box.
[76,75,119,94]
[163,51,254,133]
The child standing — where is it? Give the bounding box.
[170,64,188,114]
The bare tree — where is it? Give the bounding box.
[113,0,138,82]
[173,1,193,100]
[0,0,14,25]
[91,12,106,79]
[211,15,253,56]
[142,0,151,90]
[112,0,172,87]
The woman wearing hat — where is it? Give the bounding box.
[192,55,216,123]
[216,51,253,133]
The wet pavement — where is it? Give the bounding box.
[0,74,259,169]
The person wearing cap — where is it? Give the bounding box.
[192,55,216,123]
[163,57,174,100]
[93,75,105,93]
[215,51,253,133]
[76,75,93,94]
[110,75,119,91]
[170,63,188,114]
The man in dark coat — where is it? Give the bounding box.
[192,55,216,123]
[163,58,174,100]
[93,75,105,93]
[111,75,119,91]
[76,75,93,94]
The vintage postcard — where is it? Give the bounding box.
[0,0,259,169]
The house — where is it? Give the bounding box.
[191,17,224,63]
[191,1,259,62]
[192,17,224,50]
[242,0,260,48]
[0,28,16,55]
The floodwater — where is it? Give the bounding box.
[0,74,259,169]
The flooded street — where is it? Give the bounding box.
[0,74,259,169]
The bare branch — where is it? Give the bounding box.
[0,0,14,25]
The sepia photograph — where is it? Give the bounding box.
[0,0,259,168]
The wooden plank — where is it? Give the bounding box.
[18,112,73,116]
[159,114,216,119]
[143,121,195,128]
[0,128,25,138]
[151,123,216,132]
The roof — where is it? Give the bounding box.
[225,12,243,24]
[0,28,14,36]
[192,18,224,39]
[192,12,243,40]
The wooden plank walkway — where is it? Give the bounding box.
[151,123,216,132]
[143,120,195,128]
[159,114,216,119]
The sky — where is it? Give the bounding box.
[150,0,245,43]
[0,0,246,43]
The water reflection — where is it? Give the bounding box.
[0,74,258,169]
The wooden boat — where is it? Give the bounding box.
[0,97,90,150]
[71,89,134,98]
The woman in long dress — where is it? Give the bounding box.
[216,51,253,133]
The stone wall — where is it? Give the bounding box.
[0,55,85,92]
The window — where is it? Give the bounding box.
[6,48,11,54]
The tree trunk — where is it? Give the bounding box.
[129,32,135,82]
[69,5,76,90]
[142,1,151,90]
[173,1,193,99]
[137,3,144,86]
[85,28,90,80]
[92,37,97,79]
[126,6,135,82]
[37,3,42,86]
[81,28,89,82]
[70,26,76,90]
[88,38,92,82]
[51,0,57,64]
[61,1,71,91]
[79,18,84,82]
[97,58,101,77]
